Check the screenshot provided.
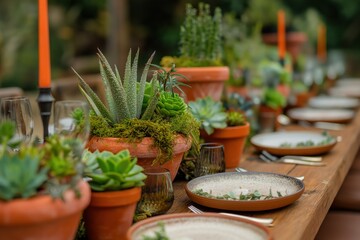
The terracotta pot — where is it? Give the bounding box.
[87,135,191,181]
[262,32,307,65]
[175,66,229,102]
[0,180,91,240]
[84,187,141,240]
[226,85,248,97]
[200,123,250,168]
[277,84,291,98]
[259,105,283,131]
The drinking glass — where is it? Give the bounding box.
[0,96,34,145]
[54,100,90,145]
[136,167,174,217]
[194,143,225,177]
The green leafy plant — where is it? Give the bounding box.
[74,49,200,165]
[0,121,85,201]
[262,87,286,109]
[161,2,223,67]
[189,97,247,135]
[82,149,146,191]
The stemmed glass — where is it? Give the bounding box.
[54,100,90,146]
[0,96,34,146]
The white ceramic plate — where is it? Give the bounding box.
[128,213,272,240]
[308,96,359,109]
[329,86,360,98]
[336,78,360,87]
[185,172,304,211]
[288,108,354,123]
[250,131,337,156]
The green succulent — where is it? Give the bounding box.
[74,49,159,125]
[157,92,187,117]
[0,121,85,201]
[263,87,286,109]
[227,111,246,127]
[83,149,146,192]
[0,154,48,201]
[189,97,227,135]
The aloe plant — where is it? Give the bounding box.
[82,149,146,191]
[73,49,158,125]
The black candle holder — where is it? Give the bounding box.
[37,87,54,141]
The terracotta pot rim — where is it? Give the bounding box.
[0,180,91,225]
[89,187,141,207]
[201,122,250,139]
[88,134,191,156]
[175,66,229,82]
[262,31,308,43]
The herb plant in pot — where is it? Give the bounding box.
[74,49,199,181]
[0,121,90,240]
[82,149,146,240]
[161,3,229,102]
[189,97,250,169]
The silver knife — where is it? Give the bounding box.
[282,159,326,166]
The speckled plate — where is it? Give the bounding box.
[336,78,360,87]
[127,213,272,240]
[185,172,304,211]
[288,108,354,123]
[308,96,359,109]
[250,131,337,156]
[329,85,360,98]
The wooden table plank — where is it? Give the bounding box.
[168,108,360,240]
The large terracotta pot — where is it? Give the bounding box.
[200,123,250,169]
[87,135,191,181]
[84,187,141,240]
[175,66,229,102]
[0,180,91,240]
[262,32,307,65]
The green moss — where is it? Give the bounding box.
[89,113,199,165]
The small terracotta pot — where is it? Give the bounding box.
[277,84,291,98]
[84,187,141,240]
[175,66,229,102]
[226,85,248,97]
[259,105,283,131]
[0,180,91,240]
[87,135,191,181]
[200,123,250,168]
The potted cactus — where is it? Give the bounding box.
[189,97,250,168]
[74,49,199,180]
[81,149,146,240]
[160,2,229,102]
[0,121,91,240]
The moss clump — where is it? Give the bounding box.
[90,112,200,165]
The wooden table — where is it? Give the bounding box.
[167,109,360,240]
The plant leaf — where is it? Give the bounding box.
[137,51,155,117]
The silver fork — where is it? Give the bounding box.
[235,167,305,181]
[260,151,326,166]
[261,150,322,162]
[188,205,274,227]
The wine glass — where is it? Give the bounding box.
[54,100,90,145]
[135,167,174,218]
[0,96,34,146]
[194,143,225,177]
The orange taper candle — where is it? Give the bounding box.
[38,0,51,88]
[277,10,286,61]
[317,24,327,62]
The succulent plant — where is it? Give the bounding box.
[0,121,85,201]
[189,97,227,135]
[157,92,187,117]
[227,111,246,127]
[74,49,158,125]
[83,149,146,192]
[263,87,286,109]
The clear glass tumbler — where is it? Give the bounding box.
[194,143,225,177]
[136,167,174,217]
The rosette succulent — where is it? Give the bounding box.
[157,92,187,117]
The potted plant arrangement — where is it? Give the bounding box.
[189,97,250,169]
[160,2,229,102]
[0,121,90,240]
[74,49,199,181]
[81,149,146,240]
